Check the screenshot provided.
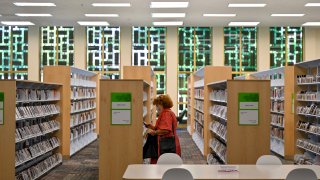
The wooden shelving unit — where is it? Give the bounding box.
[122,66,157,124]
[206,80,270,164]
[188,66,232,156]
[43,66,98,158]
[99,79,149,180]
[248,67,296,160]
[187,75,194,135]
[294,59,320,165]
[0,80,63,180]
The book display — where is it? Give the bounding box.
[247,67,296,159]
[206,80,270,164]
[295,59,320,165]
[43,66,98,158]
[0,80,63,180]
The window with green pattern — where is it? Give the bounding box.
[224,27,257,75]
[270,27,303,68]
[87,26,120,79]
[0,26,28,80]
[178,27,212,116]
[132,27,166,94]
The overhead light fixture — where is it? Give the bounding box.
[228,3,266,7]
[85,14,119,17]
[150,2,189,8]
[92,3,131,7]
[15,13,52,17]
[305,3,320,6]
[228,22,260,26]
[203,14,236,17]
[78,21,110,26]
[153,21,183,26]
[302,22,320,26]
[1,21,35,25]
[271,14,305,17]
[152,13,186,18]
[13,2,56,6]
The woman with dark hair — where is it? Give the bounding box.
[145,94,181,164]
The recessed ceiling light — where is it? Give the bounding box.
[150,2,189,8]
[152,13,186,18]
[228,3,266,7]
[302,22,320,26]
[15,13,52,17]
[153,21,183,26]
[229,22,260,26]
[92,3,131,7]
[271,14,305,17]
[13,2,56,7]
[1,21,35,25]
[305,3,320,6]
[85,14,119,17]
[78,21,110,26]
[203,14,236,17]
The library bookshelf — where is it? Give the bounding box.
[294,59,320,165]
[248,66,296,160]
[206,80,270,164]
[188,66,232,156]
[43,66,98,158]
[99,79,148,180]
[187,75,194,135]
[0,80,63,180]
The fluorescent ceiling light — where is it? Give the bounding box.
[153,21,183,26]
[92,3,131,7]
[302,22,320,26]
[150,2,189,8]
[78,21,109,26]
[228,3,266,7]
[85,14,119,17]
[271,14,305,17]
[152,13,186,18]
[229,22,260,26]
[1,21,35,25]
[13,2,56,6]
[203,14,236,17]
[15,13,52,17]
[305,3,320,6]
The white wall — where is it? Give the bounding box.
[258,27,270,71]
[27,26,40,81]
[120,27,132,77]
[212,27,224,66]
[305,27,320,61]
[74,26,86,69]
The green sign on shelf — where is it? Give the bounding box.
[238,93,259,126]
[0,92,4,125]
[111,92,132,125]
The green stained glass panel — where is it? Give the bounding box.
[178,27,195,72]
[12,27,28,72]
[270,27,286,68]
[156,73,166,94]
[224,27,240,72]
[0,26,11,73]
[287,27,303,65]
[241,27,257,72]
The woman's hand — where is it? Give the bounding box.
[148,130,157,136]
[145,123,155,130]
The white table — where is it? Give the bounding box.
[123,164,320,180]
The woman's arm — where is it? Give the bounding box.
[149,129,170,136]
[145,124,156,130]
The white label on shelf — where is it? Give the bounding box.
[112,102,131,109]
[111,110,131,125]
[239,102,258,109]
[239,110,259,125]
[0,110,3,124]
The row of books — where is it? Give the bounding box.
[16,105,60,120]
[210,90,227,102]
[70,132,97,155]
[195,111,204,126]
[210,121,227,141]
[16,153,62,180]
[271,114,284,127]
[15,137,60,167]
[207,153,221,165]
[194,100,204,112]
[195,121,204,138]
[209,138,226,162]
[210,105,227,120]
[70,123,96,141]
[271,127,284,140]
[271,87,284,99]
[70,100,96,113]
[16,120,60,143]
[296,75,320,84]
[294,154,320,165]
[297,139,320,154]
[297,121,320,135]
[70,111,96,128]
[271,101,284,113]
[297,104,320,115]
[143,91,148,101]
[71,88,96,100]
[195,89,204,99]
[16,89,60,102]
[296,91,320,101]
[70,73,96,87]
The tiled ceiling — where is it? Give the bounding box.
[0,0,319,26]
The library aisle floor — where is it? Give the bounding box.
[42,129,206,180]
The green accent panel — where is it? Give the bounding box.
[241,27,257,72]
[86,26,120,75]
[111,92,131,102]
[224,27,240,72]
